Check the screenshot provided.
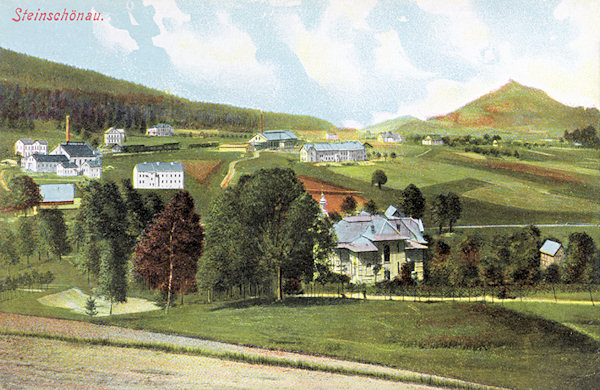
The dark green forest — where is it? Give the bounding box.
[0,48,333,133]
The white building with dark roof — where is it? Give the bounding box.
[51,142,100,167]
[56,161,79,177]
[249,130,298,150]
[331,210,427,283]
[21,154,69,173]
[15,138,48,157]
[300,141,366,162]
[133,161,185,189]
[104,127,127,145]
[146,124,174,137]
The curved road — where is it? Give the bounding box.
[0,312,499,390]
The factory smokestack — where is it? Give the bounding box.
[66,115,70,142]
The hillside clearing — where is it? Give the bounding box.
[38,288,160,316]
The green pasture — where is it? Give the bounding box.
[104,298,598,390]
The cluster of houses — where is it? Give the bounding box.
[18,139,103,179]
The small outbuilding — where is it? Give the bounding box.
[540,240,564,269]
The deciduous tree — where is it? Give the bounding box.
[371,170,387,189]
[431,194,448,233]
[446,192,462,232]
[400,184,425,219]
[341,195,357,215]
[134,190,204,312]
[37,209,70,261]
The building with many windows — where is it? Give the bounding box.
[300,141,366,162]
[104,127,127,145]
[330,210,427,283]
[146,124,174,137]
[15,138,48,157]
[133,161,185,189]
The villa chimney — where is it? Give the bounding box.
[66,115,70,143]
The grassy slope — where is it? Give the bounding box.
[105,298,598,390]
[432,80,600,137]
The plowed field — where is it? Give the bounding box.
[298,175,366,214]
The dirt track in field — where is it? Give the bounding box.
[0,312,487,389]
[0,335,442,390]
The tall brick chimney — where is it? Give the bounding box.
[66,115,70,142]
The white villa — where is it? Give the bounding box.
[146,124,174,137]
[104,127,127,145]
[330,208,427,284]
[300,141,367,163]
[15,138,48,157]
[133,161,185,189]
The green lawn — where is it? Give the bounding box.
[103,298,598,390]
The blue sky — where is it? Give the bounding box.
[1,0,598,127]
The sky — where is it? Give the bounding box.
[1,0,599,128]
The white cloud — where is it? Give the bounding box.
[374,30,434,80]
[143,0,190,30]
[341,119,364,129]
[398,15,408,23]
[326,0,378,31]
[278,12,363,92]
[92,11,139,55]
[411,0,493,65]
[149,4,277,92]
[552,0,600,107]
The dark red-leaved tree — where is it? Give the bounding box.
[133,190,204,313]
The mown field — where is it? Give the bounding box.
[102,298,597,390]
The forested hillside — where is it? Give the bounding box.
[0,48,333,133]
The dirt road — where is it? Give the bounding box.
[0,312,494,389]
[0,335,438,390]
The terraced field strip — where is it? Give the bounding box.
[298,175,367,213]
[183,159,223,185]
[0,312,504,390]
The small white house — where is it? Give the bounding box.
[56,161,79,177]
[422,135,444,146]
[81,159,102,178]
[15,138,48,157]
[104,127,127,145]
[146,124,174,137]
[300,141,367,163]
[133,161,185,189]
[378,132,404,143]
[325,132,339,140]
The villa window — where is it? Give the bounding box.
[383,244,390,263]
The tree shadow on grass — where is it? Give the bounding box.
[209,296,359,311]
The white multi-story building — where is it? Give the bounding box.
[104,127,127,145]
[133,161,185,189]
[15,138,48,157]
[300,141,367,162]
[21,154,69,173]
[146,124,174,137]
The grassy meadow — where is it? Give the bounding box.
[101,298,597,390]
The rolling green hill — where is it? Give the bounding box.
[432,80,600,136]
[0,48,334,133]
[364,80,600,139]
